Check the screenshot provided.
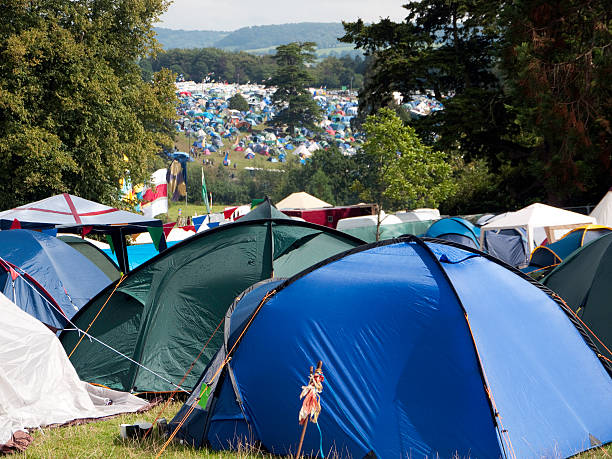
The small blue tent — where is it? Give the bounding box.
[482,228,529,268]
[171,237,612,458]
[0,230,110,328]
[425,217,481,248]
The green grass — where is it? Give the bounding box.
[16,399,612,458]
[174,130,286,173]
[165,201,226,222]
[18,401,271,458]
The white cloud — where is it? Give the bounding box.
[157,0,407,31]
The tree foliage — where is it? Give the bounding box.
[341,0,611,210]
[501,0,612,205]
[228,93,249,112]
[353,108,455,239]
[140,47,367,90]
[0,0,176,209]
[268,42,323,133]
[141,47,277,84]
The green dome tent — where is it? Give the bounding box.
[60,200,364,393]
[543,232,612,362]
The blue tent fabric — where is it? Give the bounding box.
[171,238,612,458]
[525,226,612,272]
[425,217,481,248]
[483,228,529,267]
[0,230,110,328]
[0,261,66,329]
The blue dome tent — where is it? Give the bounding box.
[426,217,481,248]
[0,230,111,329]
[170,237,612,458]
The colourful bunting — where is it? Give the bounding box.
[81,226,93,239]
[105,235,115,255]
[251,198,265,209]
[163,222,176,239]
[223,206,238,219]
[147,226,164,252]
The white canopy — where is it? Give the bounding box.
[0,293,147,449]
[0,194,165,273]
[276,192,332,210]
[480,203,595,251]
[0,194,159,229]
[590,188,612,227]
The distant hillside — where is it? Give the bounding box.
[154,28,229,49]
[154,23,355,55]
[214,22,346,51]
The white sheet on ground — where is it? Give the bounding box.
[0,292,147,445]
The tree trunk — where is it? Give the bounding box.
[376,206,383,241]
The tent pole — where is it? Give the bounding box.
[268,217,275,277]
[111,229,130,274]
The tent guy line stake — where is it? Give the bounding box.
[143,315,226,441]
[156,289,279,458]
[62,329,190,394]
[4,261,188,393]
[68,273,127,358]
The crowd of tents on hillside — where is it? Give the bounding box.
[1,186,612,457]
[173,80,444,165]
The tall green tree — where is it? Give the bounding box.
[0,0,176,209]
[268,42,323,133]
[501,0,612,205]
[353,108,455,240]
[340,1,542,212]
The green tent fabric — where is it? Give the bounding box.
[58,236,121,282]
[343,220,435,242]
[59,201,365,393]
[543,232,612,362]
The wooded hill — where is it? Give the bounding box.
[154,22,354,55]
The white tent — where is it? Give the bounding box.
[480,203,595,251]
[0,292,147,450]
[276,192,332,210]
[395,208,440,222]
[292,144,311,158]
[590,188,612,227]
[336,211,403,231]
[307,142,321,152]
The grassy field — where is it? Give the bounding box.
[18,401,271,459]
[174,130,286,173]
[17,400,612,458]
[166,201,226,222]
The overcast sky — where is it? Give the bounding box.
[156,0,407,31]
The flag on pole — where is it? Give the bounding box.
[142,169,169,218]
[201,167,211,214]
